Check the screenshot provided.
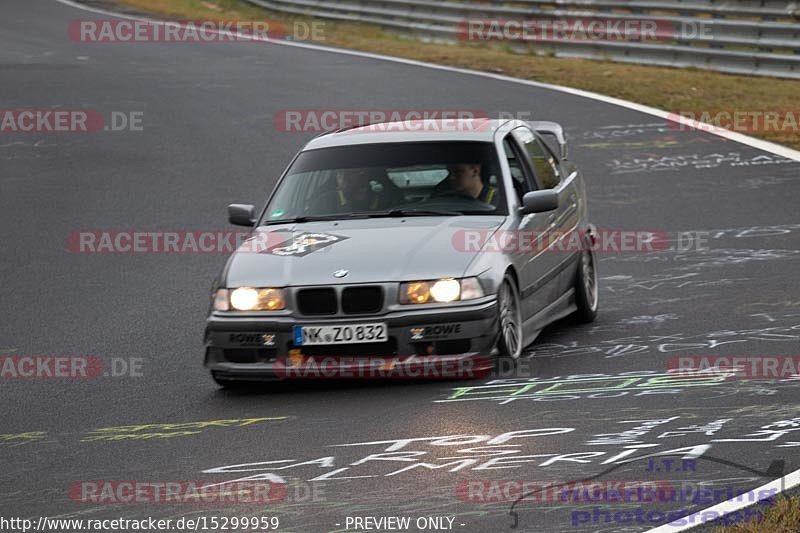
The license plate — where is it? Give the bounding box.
[293,323,388,346]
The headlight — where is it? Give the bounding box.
[430,279,461,303]
[399,277,484,304]
[212,289,230,311]
[460,277,485,300]
[403,281,431,304]
[216,287,286,311]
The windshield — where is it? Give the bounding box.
[260,141,507,224]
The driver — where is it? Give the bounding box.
[334,168,383,211]
[310,168,396,215]
[432,163,497,204]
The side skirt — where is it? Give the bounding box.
[520,287,577,349]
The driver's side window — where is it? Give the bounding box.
[503,136,534,204]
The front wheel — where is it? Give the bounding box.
[497,274,523,360]
[574,243,599,323]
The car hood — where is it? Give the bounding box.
[223,217,504,287]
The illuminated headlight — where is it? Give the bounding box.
[430,279,460,303]
[399,277,484,304]
[215,287,286,311]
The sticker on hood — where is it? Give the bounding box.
[267,233,348,257]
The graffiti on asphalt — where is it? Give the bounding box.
[438,371,731,404]
[200,415,800,490]
[573,123,671,140]
[600,272,752,293]
[607,152,795,174]
[202,426,717,483]
[81,417,288,442]
[0,431,47,447]
[603,249,799,270]
[527,321,800,360]
[579,136,711,151]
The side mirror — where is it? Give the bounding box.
[228,204,256,227]
[519,190,559,215]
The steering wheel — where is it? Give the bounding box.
[424,192,496,212]
[432,190,480,201]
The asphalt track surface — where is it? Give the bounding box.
[2,1,800,532]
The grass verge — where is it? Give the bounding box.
[713,495,800,532]
[107,0,800,151]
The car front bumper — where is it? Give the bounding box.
[204,298,498,381]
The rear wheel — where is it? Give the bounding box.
[497,274,523,360]
[574,241,599,323]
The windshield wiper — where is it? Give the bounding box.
[261,210,459,226]
[260,213,374,226]
[359,209,462,218]
[261,215,338,226]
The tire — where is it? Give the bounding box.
[574,239,599,323]
[497,273,524,360]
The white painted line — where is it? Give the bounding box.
[54,0,800,162]
[646,468,800,532]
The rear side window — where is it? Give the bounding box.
[502,136,533,204]
[514,127,561,190]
